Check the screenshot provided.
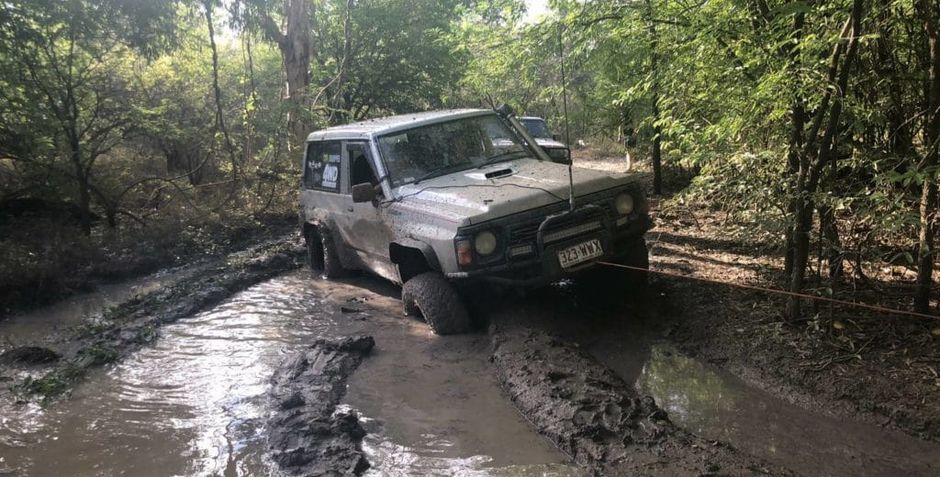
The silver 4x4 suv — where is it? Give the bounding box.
[300,107,651,334]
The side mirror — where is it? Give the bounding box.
[552,134,562,142]
[351,183,376,203]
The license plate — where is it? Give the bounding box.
[557,239,604,269]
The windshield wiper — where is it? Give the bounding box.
[478,150,528,169]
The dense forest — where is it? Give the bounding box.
[1,0,939,320]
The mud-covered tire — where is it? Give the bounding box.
[401,272,471,335]
[305,224,348,279]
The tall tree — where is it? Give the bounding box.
[0,0,179,234]
[256,0,313,145]
[786,0,865,321]
[914,0,940,314]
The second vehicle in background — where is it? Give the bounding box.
[520,116,570,164]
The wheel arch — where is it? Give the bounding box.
[389,240,441,283]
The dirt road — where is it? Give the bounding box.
[1,254,939,475]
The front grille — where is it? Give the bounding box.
[507,206,607,259]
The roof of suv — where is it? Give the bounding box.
[305,109,493,142]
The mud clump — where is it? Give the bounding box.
[490,320,788,476]
[268,335,375,476]
[0,346,60,365]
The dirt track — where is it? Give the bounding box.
[2,232,940,475]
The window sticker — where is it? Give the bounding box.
[304,142,342,192]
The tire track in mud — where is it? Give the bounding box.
[488,317,791,476]
[2,235,306,402]
[268,335,375,476]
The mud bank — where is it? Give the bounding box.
[489,319,788,476]
[269,335,375,476]
[642,205,940,443]
[2,235,305,401]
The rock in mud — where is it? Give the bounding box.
[0,346,60,365]
[490,321,788,476]
[268,335,375,476]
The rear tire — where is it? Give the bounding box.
[401,272,471,335]
[304,224,348,279]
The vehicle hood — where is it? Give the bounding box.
[534,137,567,149]
[391,158,628,225]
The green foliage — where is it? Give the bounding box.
[0,0,936,311]
[14,364,85,402]
[80,344,119,365]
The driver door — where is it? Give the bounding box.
[334,141,396,278]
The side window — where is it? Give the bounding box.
[303,141,342,192]
[348,143,378,187]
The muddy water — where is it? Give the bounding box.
[0,266,194,355]
[512,289,940,477]
[0,272,572,476]
[636,344,940,477]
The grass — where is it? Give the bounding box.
[14,364,85,403]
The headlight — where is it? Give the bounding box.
[615,193,635,215]
[474,231,498,255]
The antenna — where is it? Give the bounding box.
[558,20,574,212]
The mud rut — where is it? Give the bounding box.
[2,257,939,476]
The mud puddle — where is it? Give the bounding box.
[1,271,573,476]
[323,276,579,476]
[0,266,193,355]
[508,287,940,477]
[636,343,940,477]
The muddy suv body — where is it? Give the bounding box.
[300,109,651,334]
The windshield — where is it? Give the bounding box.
[521,118,552,139]
[377,114,530,187]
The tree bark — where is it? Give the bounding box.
[914,0,940,314]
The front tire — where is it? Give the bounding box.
[401,272,471,335]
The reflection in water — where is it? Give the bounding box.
[1,273,327,476]
[637,344,940,477]
[359,414,584,477]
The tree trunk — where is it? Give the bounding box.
[914,0,940,314]
[204,1,239,181]
[784,13,806,279]
[647,0,663,196]
[259,0,312,147]
[786,0,864,321]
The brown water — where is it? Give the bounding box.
[5,269,938,477]
[494,288,940,477]
[0,266,193,355]
[0,272,574,476]
[635,344,940,477]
